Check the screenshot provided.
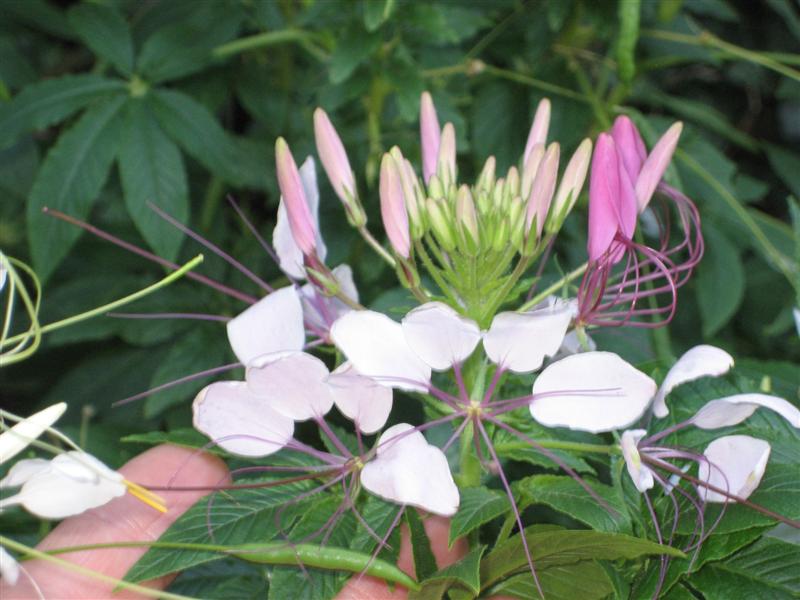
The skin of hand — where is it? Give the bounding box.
[0,444,475,600]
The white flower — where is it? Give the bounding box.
[0,451,126,519]
[698,435,770,503]
[620,429,654,493]
[0,546,19,586]
[0,403,67,465]
[653,345,734,418]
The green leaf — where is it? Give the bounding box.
[409,545,486,600]
[118,99,188,261]
[148,89,266,188]
[122,428,221,452]
[363,0,395,31]
[68,3,134,75]
[470,81,526,172]
[480,527,684,590]
[144,327,231,418]
[489,560,614,600]
[136,4,242,83]
[449,487,509,546]
[329,25,380,84]
[694,223,745,337]
[406,509,437,581]
[690,537,800,599]
[0,74,125,149]
[766,144,800,199]
[350,496,403,564]
[26,95,126,282]
[126,476,314,582]
[516,474,632,533]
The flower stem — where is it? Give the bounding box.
[518,262,588,312]
[358,226,396,267]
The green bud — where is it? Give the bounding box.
[426,197,457,251]
[456,185,480,253]
[506,166,520,199]
[476,156,496,193]
[427,174,445,200]
[491,217,510,252]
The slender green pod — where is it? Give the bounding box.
[617,0,641,83]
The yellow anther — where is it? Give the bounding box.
[124,480,167,513]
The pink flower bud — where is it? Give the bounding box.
[523,98,551,164]
[611,116,647,182]
[420,92,441,184]
[525,143,559,237]
[275,137,317,257]
[313,108,357,203]
[437,122,456,187]
[635,122,683,213]
[547,138,592,233]
[379,154,411,258]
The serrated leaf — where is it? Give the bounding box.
[406,509,437,581]
[148,89,266,188]
[449,487,508,546]
[26,95,125,281]
[516,474,632,533]
[118,99,188,261]
[0,74,125,149]
[351,495,403,564]
[481,527,684,590]
[409,544,486,600]
[489,560,613,600]
[125,476,314,582]
[695,223,744,337]
[68,3,134,75]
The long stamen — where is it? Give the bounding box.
[227,196,285,273]
[112,362,242,407]
[124,480,167,512]
[107,312,230,322]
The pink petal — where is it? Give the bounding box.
[314,108,356,203]
[635,122,683,213]
[523,98,551,164]
[611,116,646,182]
[420,92,441,184]
[275,138,318,256]
[379,153,411,258]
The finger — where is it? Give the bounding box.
[2,444,229,599]
[336,513,468,600]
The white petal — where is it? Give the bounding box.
[620,429,654,493]
[0,458,50,488]
[530,352,656,433]
[226,286,305,365]
[699,435,770,503]
[794,307,800,338]
[483,300,574,373]
[53,451,124,483]
[328,363,392,434]
[0,403,67,465]
[273,157,327,279]
[653,345,734,418]
[246,352,333,421]
[553,328,596,360]
[361,424,459,516]
[402,302,481,370]
[0,546,19,585]
[193,381,294,457]
[330,310,431,392]
[693,393,800,430]
[300,264,359,335]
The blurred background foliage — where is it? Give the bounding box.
[1,0,799,466]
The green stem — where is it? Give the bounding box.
[358,226,396,268]
[0,257,42,365]
[482,64,588,103]
[212,29,326,61]
[0,255,204,351]
[0,536,198,600]
[518,262,588,312]
[634,229,673,363]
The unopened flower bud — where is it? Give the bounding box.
[523,98,551,164]
[546,138,592,234]
[379,154,411,258]
[476,156,496,193]
[427,174,445,200]
[420,92,441,184]
[275,137,317,256]
[521,143,545,200]
[525,142,560,238]
[426,197,456,252]
[390,147,425,240]
[456,185,480,251]
[491,217,510,252]
[476,189,492,216]
[635,122,683,213]
[505,166,520,200]
[436,123,456,189]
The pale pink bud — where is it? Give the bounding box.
[436,122,456,187]
[420,92,441,184]
[275,137,317,256]
[635,122,683,213]
[611,116,647,182]
[456,185,479,245]
[521,143,545,200]
[525,143,559,237]
[523,98,551,164]
[390,146,424,239]
[379,154,411,258]
[548,138,592,232]
[313,108,357,203]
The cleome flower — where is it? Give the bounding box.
[576,115,703,329]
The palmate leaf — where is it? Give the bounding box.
[68,3,134,75]
[26,95,126,282]
[125,476,315,583]
[118,99,188,263]
[0,73,125,150]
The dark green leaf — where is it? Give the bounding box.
[406,509,437,581]
[363,0,395,31]
[122,428,221,452]
[27,95,125,281]
[118,99,188,261]
[449,486,509,546]
[766,144,800,199]
[516,474,632,533]
[329,25,380,84]
[470,81,526,172]
[68,3,134,75]
[489,560,614,600]
[409,544,486,600]
[694,223,744,337]
[350,496,403,563]
[0,74,125,149]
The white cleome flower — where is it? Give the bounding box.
[0,403,67,465]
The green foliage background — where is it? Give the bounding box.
[1,0,799,597]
